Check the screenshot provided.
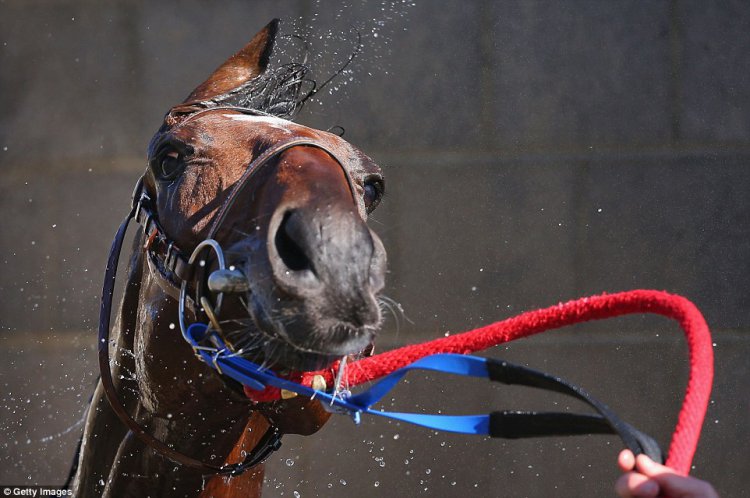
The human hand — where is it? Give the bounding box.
[615,449,718,498]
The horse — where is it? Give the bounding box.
[72,20,387,497]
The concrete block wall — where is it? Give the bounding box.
[1,1,747,496]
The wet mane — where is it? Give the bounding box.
[209,62,315,119]
[194,32,363,120]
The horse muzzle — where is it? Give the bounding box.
[247,202,386,367]
[268,204,385,322]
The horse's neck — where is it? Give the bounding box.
[101,246,263,495]
[131,251,250,420]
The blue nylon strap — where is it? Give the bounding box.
[347,353,489,407]
[186,323,493,434]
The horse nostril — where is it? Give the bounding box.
[274,210,313,273]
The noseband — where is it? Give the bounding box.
[98,110,358,475]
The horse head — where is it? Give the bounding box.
[144,20,387,371]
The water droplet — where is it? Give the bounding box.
[285,458,295,467]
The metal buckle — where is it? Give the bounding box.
[165,242,175,268]
[211,349,226,375]
[133,192,150,222]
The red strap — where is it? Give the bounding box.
[248,290,713,474]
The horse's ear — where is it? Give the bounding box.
[184,19,279,102]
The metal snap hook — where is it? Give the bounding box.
[200,296,224,333]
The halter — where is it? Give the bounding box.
[98,110,359,475]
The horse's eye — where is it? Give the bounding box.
[159,151,183,180]
[363,178,384,213]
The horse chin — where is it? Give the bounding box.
[265,325,376,371]
[237,293,377,372]
[237,325,374,372]
[271,348,345,372]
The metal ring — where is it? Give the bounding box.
[187,239,227,312]
[211,350,226,375]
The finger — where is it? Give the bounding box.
[618,449,636,472]
[634,454,673,477]
[634,455,719,498]
[614,472,660,498]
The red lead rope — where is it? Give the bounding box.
[249,290,714,475]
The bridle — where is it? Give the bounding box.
[98,107,358,475]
